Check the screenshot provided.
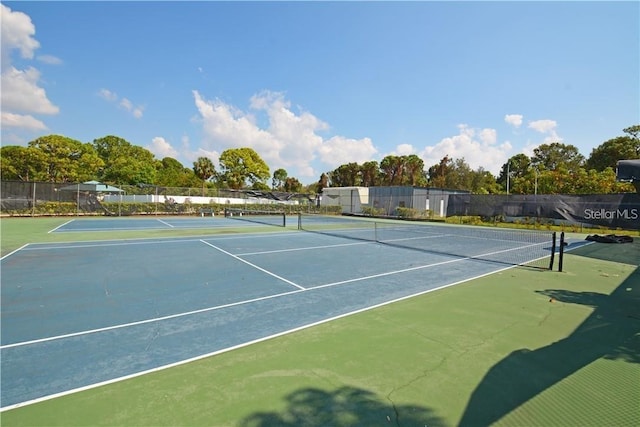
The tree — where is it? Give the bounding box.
[427,157,490,191]
[586,126,640,172]
[193,157,216,196]
[427,156,452,188]
[623,124,640,140]
[93,135,157,184]
[283,176,303,192]
[497,154,531,193]
[156,157,199,187]
[330,163,360,187]
[445,158,473,190]
[469,167,499,194]
[29,135,104,182]
[404,154,427,186]
[316,173,329,193]
[360,161,380,187]
[531,142,584,172]
[0,145,47,181]
[218,147,270,189]
[379,155,404,185]
[272,168,288,190]
[251,181,270,191]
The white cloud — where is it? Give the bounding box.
[1,66,59,114]
[98,90,144,118]
[528,119,557,133]
[479,128,497,145]
[194,90,274,147]
[191,91,536,181]
[0,4,40,68]
[318,136,378,169]
[193,90,371,179]
[528,119,562,144]
[394,143,416,156]
[0,5,59,136]
[504,114,523,128]
[146,137,178,159]
[419,124,512,175]
[522,142,538,158]
[37,54,62,65]
[193,148,219,163]
[119,98,133,110]
[119,97,144,118]
[98,88,118,102]
[1,111,47,130]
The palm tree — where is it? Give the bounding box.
[193,157,216,196]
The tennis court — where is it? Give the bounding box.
[1,215,584,410]
[48,215,292,233]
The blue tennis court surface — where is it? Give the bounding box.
[50,216,288,232]
[1,219,585,409]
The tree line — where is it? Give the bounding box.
[1,125,638,195]
[319,125,639,195]
[0,135,288,194]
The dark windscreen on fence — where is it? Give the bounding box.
[446,193,640,230]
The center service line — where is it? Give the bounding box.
[199,239,306,290]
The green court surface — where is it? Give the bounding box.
[1,218,638,426]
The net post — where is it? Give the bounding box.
[282,212,286,228]
[297,212,302,230]
[549,231,556,270]
[558,232,565,272]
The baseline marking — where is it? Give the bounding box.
[48,219,74,233]
[0,244,31,261]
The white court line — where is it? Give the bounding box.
[304,241,545,290]
[13,238,205,251]
[1,240,543,350]
[0,288,304,350]
[53,226,174,232]
[10,231,302,252]
[48,219,74,233]
[2,239,564,410]
[198,239,306,290]
[0,244,31,261]
[156,219,174,228]
[17,229,301,251]
[0,262,517,412]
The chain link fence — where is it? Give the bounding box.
[0,181,333,217]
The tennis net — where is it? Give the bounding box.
[224,208,287,227]
[298,213,556,270]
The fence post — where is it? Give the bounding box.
[549,232,556,270]
[558,232,565,272]
[31,182,37,217]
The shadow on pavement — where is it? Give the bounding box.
[459,240,639,426]
[239,385,446,427]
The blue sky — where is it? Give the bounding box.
[2,1,638,184]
